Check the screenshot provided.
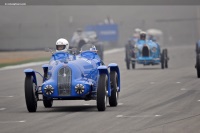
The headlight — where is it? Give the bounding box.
[152,47,157,53]
[134,47,139,53]
[75,84,85,94]
[44,85,54,95]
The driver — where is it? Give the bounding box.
[71,28,85,44]
[140,31,146,40]
[56,38,69,52]
[76,28,83,35]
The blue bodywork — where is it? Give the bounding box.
[24,50,120,100]
[133,39,161,65]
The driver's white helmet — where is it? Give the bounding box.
[56,38,69,52]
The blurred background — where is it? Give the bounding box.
[0,6,200,51]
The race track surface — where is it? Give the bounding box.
[0,45,199,133]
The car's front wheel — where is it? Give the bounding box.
[24,75,37,112]
[43,95,53,108]
[196,54,200,78]
[109,71,118,107]
[161,50,165,69]
[132,63,135,69]
[97,74,107,111]
[164,49,168,68]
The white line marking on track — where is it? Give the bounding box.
[198,100,200,102]
[116,115,123,118]
[150,82,155,84]
[0,96,13,98]
[0,120,26,124]
[0,108,6,111]
[118,103,123,105]
[83,104,90,105]
[176,82,181,84]
[155,115,161,117]
[181,88,187,91]
[116,115,162,118]
[0,61,48,71]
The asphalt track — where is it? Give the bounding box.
[0,45,200,133]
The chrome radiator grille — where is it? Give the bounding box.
[58,67,71,96]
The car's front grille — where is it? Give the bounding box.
[142,46,150,57]
[58,67,71,96]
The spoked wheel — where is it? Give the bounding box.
[109,71,118,107]
[97,74,107,111]
[197,54,200,78]
[43,95,53,108]
[24,75,37,112]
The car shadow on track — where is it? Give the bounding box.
[133,67,162,70]
[36,105,97,112]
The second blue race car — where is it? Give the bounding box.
[125,32,169,69]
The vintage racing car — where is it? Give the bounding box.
[125,36,169,69]
[24,45,120,112]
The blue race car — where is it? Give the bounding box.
[125,37,169,69]
[24,44,120,112]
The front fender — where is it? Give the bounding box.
[24,69,37,85]
[42,64,49,81]
[97,66,111,97]
[108,63,120,92]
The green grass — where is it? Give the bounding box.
[0,57,49,68]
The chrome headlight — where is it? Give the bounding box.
[134,46,139,53]
[75,84,85,94]
[151,47,157,53]
[44,85,54,95]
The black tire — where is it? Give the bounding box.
[132,63,135,69]
[25,75,37,112]
[109,71,118,107]
[197,54,200,78]
[125,45,130,70]
[126,60,130,70]
[42,70,53,108]
[161,50,165,69]
[43,95,53,108]
[97,74,107,111]
[164,49,168,68]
